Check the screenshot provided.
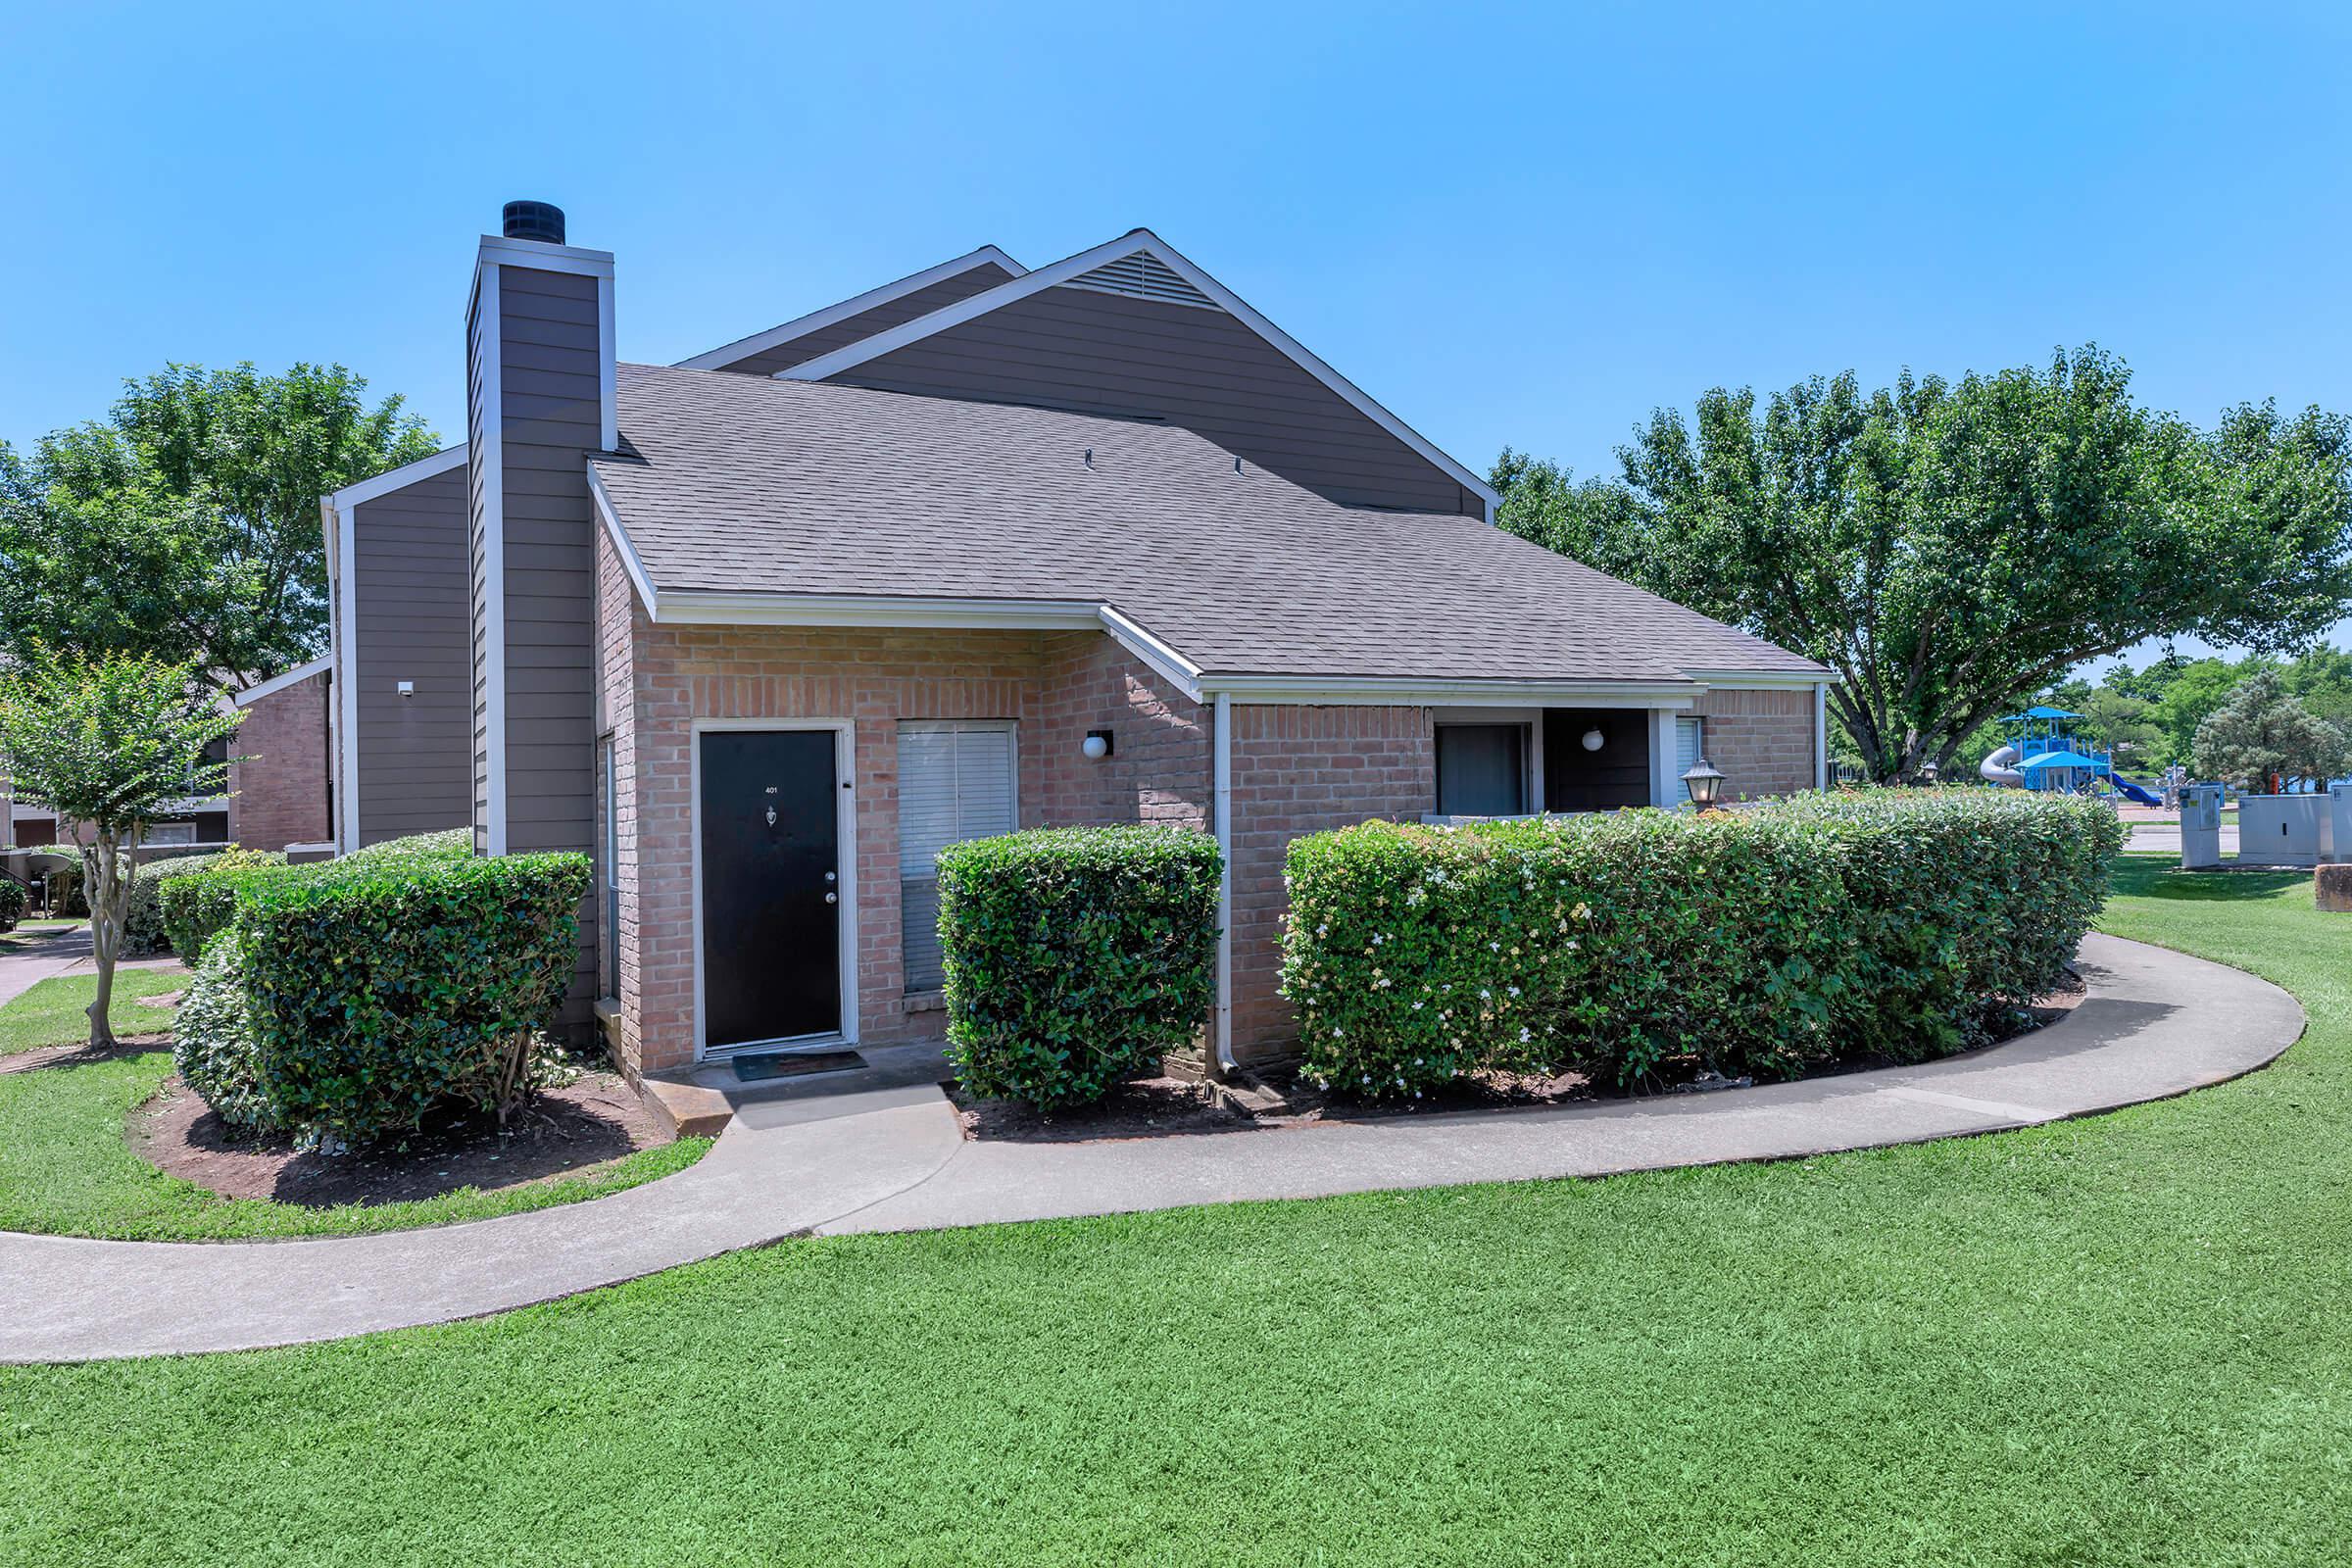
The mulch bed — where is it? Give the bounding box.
[952,972,2088,1145]
[129,1070,673,1207]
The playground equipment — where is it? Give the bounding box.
[1976,705,2163,803]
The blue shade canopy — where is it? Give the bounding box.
[2004,705,2084,721]
[2020,749,2102,769]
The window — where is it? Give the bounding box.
[141,822,197,847]
[1674,716,1705,802]
[598,736,619,1000]
[1436,724,1529,816]
[897,721,1018,993]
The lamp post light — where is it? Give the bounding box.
[1681,756,1726,809]
[1921,759,1939,786]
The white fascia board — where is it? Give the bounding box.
[658,590,1105,631]
[333,491,363,856]
[1686,667,1839,688]
[586,467,662,618]
[1097,604,1204,702]
[675,245,1027,371]
[1200,675,1702,709]
[776,228,1500,517]
[233,655,331,708]
[326,443,467,511]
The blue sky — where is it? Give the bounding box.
[6,2,2349,663]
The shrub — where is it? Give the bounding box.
[233,851,590,1145]
[172,937,281,1134]
[939,825,1221,1107]
[47,864,85,918]
[1280,790,2125,1099]
[348,827,471,862]
[0,876,24,930]
[128,847,284,954]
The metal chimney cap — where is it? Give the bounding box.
[502,201,566,244]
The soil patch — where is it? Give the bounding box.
[953,974,2087,1145]
[130,1070,673,1206]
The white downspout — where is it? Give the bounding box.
[1212,691,1234,1076]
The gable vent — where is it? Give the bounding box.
[1061,251,1222,311]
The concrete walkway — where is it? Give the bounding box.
[0,923,182,1010]
[0,932,2303,1363]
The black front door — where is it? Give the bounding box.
[700,729,843,1051]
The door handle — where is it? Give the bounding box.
[824,891,838,905]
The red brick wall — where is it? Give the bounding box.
[1034,632,1211,830]
[1227,705,1435,1058]
[228,670,330,851]
[1691,688,1817,801]
[597,533,1224,1074]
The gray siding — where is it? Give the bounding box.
[353,466,472,844]
[828,283,1482,516]
[710,262,1017,377]
[477,262,604,1029]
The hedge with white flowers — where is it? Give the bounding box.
[1279,789,2124,1099]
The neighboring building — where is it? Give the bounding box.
[324,206,1833,1083]
[228,656,333,853]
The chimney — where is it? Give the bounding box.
[466,201,613,1037]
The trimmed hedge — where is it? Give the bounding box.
[234,851,590,1144]
[939,825,1221,1107]
[1280,789,2124,1098]
[172,937,279,1134]
[0,877,24,930]
[131,848,283,955]
[160,832,463,958]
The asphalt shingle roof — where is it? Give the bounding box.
[591,363,1826,686]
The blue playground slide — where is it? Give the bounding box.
[2110,775,2161,807]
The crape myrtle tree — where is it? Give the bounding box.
[0,363,438,691]
[1494,347,2352,781]
[2190,668,2350,792]
[0,653,242,1048]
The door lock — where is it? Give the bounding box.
[824,892,838,905]
[824,870,837,883]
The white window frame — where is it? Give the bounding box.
[895,719,1020,995]
[1672,714,1707,808]
[688,718,859,1061]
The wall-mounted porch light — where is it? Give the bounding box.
[396,680,415,697]
[1082,728,1114,760]
[1682,756,1726,808]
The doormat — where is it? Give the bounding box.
[732,1049,865,1084]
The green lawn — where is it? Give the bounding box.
[0,970,710,1240]
[0,966,187,1056]
[2,854,2347,1565]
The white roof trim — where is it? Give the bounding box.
[675,245,1026,371]
[1200,675,1702,709]
[1097,603,1203,700]
[326,444,467,510]
[1686,667,1839,688]
[658,590,1104,631]
[774,228,1501,516]
[233,655,331,708]
[587,467,662,617]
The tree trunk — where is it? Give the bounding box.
[83,835,131,1050]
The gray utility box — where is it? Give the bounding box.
[2180,785,2223,869]
[2237,794,2331,866]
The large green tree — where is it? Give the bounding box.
[0,364,437,689]
[1496,347,2352,780]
